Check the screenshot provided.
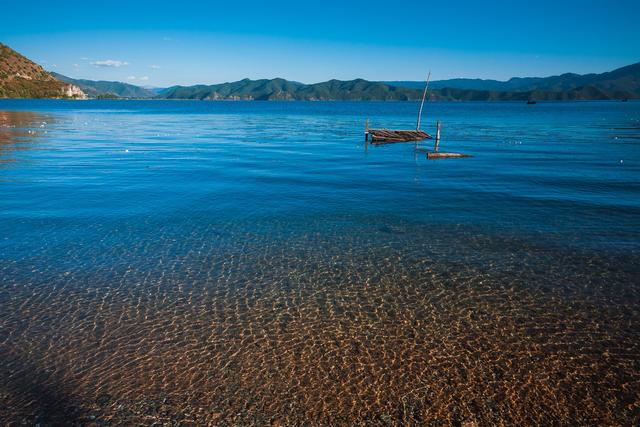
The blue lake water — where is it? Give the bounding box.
[1,100,639,425]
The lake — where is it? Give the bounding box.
[1,100,639,425]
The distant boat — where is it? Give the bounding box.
[527,100,537,105]
[622,98,629,102]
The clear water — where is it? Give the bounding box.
[1,100,639,425]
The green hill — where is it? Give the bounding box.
[0,43,85,99]
[299,79,419,100]
[160,78,423,101]
[161,78,306,100]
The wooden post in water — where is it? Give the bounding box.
[435,120,441,151]
[416,71,431,130]
[365,118,369,141]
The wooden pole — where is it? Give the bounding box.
[416,70,431,130]
[365,118,369,141]
[435,120,441,151]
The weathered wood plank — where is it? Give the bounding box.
[369,128,431,143]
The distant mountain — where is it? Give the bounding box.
[385,79,520,91]
[430,86,613,101]
[0,43,86,99]
[161,78,425,101]
[51,73,156,99]
[161,78,304,100]
[385,62,640,98]
[299,79,419,101]
[159,75,637,101]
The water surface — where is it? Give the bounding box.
[1,100,639,425]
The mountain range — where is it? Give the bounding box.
[158,78,422,100]
[46,63,640,101]
[155,64,640,100]
[1,43,638,101]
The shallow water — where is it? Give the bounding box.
[0,100,639,425]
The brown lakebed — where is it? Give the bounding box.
[1,222,638,425]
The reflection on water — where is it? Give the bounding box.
[0,111,53,166]
[0,100,639,425]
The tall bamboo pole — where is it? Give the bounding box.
[416,71,431,130]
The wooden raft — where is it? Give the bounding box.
[367,128,432,143]
[365,71,433,144]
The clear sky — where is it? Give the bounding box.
[2,0,639,87]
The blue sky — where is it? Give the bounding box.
[2,0,639,86]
